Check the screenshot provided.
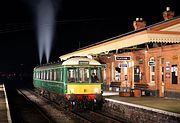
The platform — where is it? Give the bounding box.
[105,95,180,114]
[0,83,12,123]
[102,91,119,96]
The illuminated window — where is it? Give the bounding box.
[54,70,57,81]
[50,70,52,80]
[79,68,89,82]
[47,70,49,80]
[33,72,36,78]
[67,68,77,82]
[36,72,38,78]
[44,71,46,80]
[41,71,43,79]
[91,68,101,83]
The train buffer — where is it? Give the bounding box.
[0,83,12,123]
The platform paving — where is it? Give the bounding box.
[0,84,11,123]
[105,94,180,114]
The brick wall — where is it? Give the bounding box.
[102,99,180,123]
[98,44,180,97]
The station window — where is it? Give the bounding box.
[172,64,178,84]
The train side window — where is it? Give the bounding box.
[50,70,52,80]
[41,71,43,79]
[33,72,36,79]
[39,71,41,79]
[45,71,47,80]
[60,69,63,82]
[38,72,40,79]
[54,69,57,81]
[46,70,49,80]
[36,71,38,79]
[57,69,60,81]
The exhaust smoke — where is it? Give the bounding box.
[36,0,56,64]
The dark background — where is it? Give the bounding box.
[0,0,179,74]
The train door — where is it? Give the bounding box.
[149,57,155,85]
[160,66,165,97]
[115,67,121,81]
[172,64,178,84]
[134,66,140,82]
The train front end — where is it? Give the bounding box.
[62,57,104,109]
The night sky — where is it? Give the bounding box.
[0,0,179,72]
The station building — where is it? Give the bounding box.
[60,7,180,98]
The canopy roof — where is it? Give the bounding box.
[60,16,180,60]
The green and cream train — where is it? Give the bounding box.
[33,57,104,108]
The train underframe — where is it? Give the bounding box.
[34,88,104,110]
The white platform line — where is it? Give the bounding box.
[105,98,180,118]
[3,84,12,123]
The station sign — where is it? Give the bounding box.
[148,61,155,66]
[115,56,131,61]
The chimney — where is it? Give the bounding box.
[163,7,175,20]
[133,18,146,30]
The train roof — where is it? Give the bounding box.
[34,62,62,70]
[62,57,101,66]
[34,57,101,70]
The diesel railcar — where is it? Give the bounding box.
[33,57,104,109]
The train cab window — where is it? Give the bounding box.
[91,68,101,83]
[67,68,77,83]
[79,68,89,83]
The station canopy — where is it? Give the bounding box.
[60,16,180,61]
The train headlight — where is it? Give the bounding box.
[70,88,75,94]
[94,88,99,93]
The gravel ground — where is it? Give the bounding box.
[20,89,90,123]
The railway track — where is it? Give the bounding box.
[19,88,91,123]
[22,88,124,123]
[6,87,54,123]
[73,109,123,123]
[15,88,126,123]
